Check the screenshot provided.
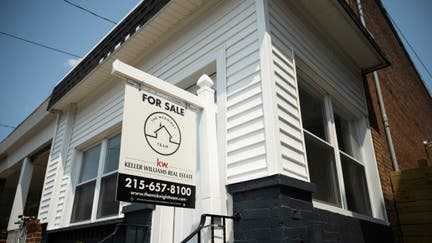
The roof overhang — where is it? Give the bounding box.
[48,0,389,111]
[48,0,207,111]
[0,98,55,174]
[292,0,390,74]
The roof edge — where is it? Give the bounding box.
[47,0,171,110]
[337,0,390,74]
[375,0,432,98]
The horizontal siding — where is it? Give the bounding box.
[45,0,267,226]
[140,0,266,183]
[38,114,66,223]
[268,0,366,111]
[270,16,308,180]
[52,82,125,227]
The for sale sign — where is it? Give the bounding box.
[116,82,197,208]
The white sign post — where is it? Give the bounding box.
[112,59,226,241]
[116,71,197,208]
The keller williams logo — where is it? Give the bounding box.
[144,112,181,156]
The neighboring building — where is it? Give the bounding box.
[1,0,430,242]
[346,0,432,241]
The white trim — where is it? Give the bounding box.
[91,140,107,220]
[216,47,228,209]
[298,73,385,220]
[256,0,281,175]
[7,157,34,230]
[323,95,349,209]
[313,200,389,226]
[68,134,122,227]
[48,104,76,228]
[360,116,389,221]
[112,59,205,109]
[67,214,124,228]
[303,129,333,149]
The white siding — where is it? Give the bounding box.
[38,114,66,223]
[53,82,125,227]
[268,0,366,112]
[42,0,270,227]
[272,39,308,180]
[139,0,266,183]
[266,0,369,180]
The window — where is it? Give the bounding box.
[298,78,372,216]
[71,134,121,223]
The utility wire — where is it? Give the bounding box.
[0,31,82,58]
[387,13,432,83]
[63,0,117,25]
[0,124,16,129]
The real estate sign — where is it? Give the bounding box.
[116,82,197,208]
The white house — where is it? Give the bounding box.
[0,0,393,242]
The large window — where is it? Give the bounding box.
[298,78,372,216]
[71,134,121,223]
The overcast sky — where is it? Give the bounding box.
[0,0,431,142]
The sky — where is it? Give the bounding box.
[0,0,431,142]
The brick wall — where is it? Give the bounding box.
[361,0,432,169]
[25,219,42,243]
[345,0,432,242]
[0,229,7,243]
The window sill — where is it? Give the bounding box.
[312,200,389,226]
[49,215,124,233]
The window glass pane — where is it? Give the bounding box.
[97,173,119,218]
[304,134,341,206]
[299,87,327,141]
[334,113,360,160]
[341,154,372,216]
[104,134,121,174]
[71,181,95,223]
[79,145,101,183]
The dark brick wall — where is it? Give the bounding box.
[227,174,393,243]
[45,204,154,243]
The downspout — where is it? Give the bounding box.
[356,0,399,171]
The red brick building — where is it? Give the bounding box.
[347,0,432,241]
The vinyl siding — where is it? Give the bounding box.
[38,114,67,223]
[41,0,266,227]
[140,0,266,183]
[53,82,124,227]
[268,0,367,180]
[268,0,366,112]
[272,42,308,180]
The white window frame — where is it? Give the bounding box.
[297,70,380,221]
[69,134,123,226]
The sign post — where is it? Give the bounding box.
[112,59,226,241]
[116,78,197,208]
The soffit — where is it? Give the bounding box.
[292,0,389,73]
[49,0,205,111]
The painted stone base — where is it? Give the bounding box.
[227,174,393,243]
[44,204,154,243]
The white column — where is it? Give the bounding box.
[7,157,34,230]
[197,74,224,214]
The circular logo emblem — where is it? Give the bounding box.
[144,112,181,156]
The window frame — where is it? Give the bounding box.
[69,134,123,226]
[297,71,375,218]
